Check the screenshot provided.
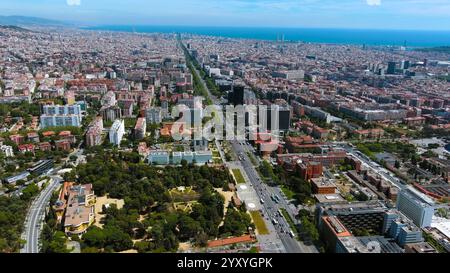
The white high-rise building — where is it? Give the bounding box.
[0,142,14,157]
[109,119,125,146]
[397,186,435,228]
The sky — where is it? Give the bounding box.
[0,0,450,30]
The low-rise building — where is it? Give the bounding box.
[28,159,54,176]
[55,140,71,151]
[404,242,438,253]
[148,150,170,165]
[311,177,337,194]
[63,184,96,236]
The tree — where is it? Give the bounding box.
[45,231,70,253]
[21,183,39,201]
[83,226,106,248]
[59,149,234,252]
[300,216,319,243]
[194,231,209,247]
[220,208,252,237]
[104,225,133,252]
[178,214,202,241]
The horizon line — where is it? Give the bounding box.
[2,14,450,32]
[85,24,450,32]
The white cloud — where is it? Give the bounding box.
[366,0,381,6]
[66,0,81,6]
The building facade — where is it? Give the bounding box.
[109,119,125,146]
[397,186,435,228]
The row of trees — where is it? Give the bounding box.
[259,160,314,205]
[0,183,41,252]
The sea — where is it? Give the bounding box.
[85,25,450,47]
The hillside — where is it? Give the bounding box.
[0,15,69,27]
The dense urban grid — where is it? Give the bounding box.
[0,25,450,254]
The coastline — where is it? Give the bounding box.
[83,25,450,47]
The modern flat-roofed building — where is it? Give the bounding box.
[182,151,195,163]
[357,236,403,253]
[335,235,371,253]
[148,150,170,165]
[404,242,438,253]
[147,150,212,165]
[397,186,435,228]
[28,159,54,176]
[194,151,213,164]
[388,216,424,247]
[63,184,96,236]
[314,193,346,204]
[42,104,82,116]
[317,201,389,234]
[311,177,337,194]
[109,119,125,146]
[40,104,83,128]
[3,171,30,184]
[259,104,292,132]
[172,152,183,165]
[321,216,353,252]
[272,70,305,81]
[40,114,82,128]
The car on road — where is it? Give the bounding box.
[289,230,296,238]
[272,218,279,225]
[260,198,265,204]
[273,194,281,203]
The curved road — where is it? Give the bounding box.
[21,175,62,253]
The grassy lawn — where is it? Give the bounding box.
[280,185,296,200]
[280,208,299,238]
[250,211,269,235]
[168,187,200,202]
[232,169,246,184]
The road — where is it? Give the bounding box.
[21,147,84,253]
[231,140,318,253]
[183,41,317,252]
[21,174,63,253]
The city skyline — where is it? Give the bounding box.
[0,0,450,30]
[1,0,449,259]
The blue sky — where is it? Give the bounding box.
[1,0,450,30]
